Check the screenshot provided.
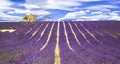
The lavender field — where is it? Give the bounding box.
[0,22,120,64]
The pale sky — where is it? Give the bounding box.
[0,0,120,22]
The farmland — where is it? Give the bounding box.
[0,22,120,64]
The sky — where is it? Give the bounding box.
[0,0,120,22]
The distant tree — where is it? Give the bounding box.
[23,16,28,20]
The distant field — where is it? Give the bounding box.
[0,22,120,64]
